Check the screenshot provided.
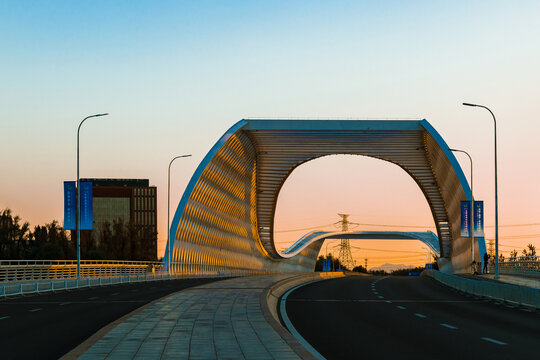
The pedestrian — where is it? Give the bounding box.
[483,252,489,274]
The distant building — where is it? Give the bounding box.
[74,178,157,260]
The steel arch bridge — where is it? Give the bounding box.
[166,119,486,274]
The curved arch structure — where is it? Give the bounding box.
[283,231,441,258]
[167,119,486,274]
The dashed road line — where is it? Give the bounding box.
[414,313,427,318]
[385,300,392,304]
[59,302,71,306]
[481,337,507,345]
[111,292,120,296]
[440,323,457,329]
[396,306,406,310]
[88,297,99,300]
[29,308,42,312]
[0,316,10,320]
[378,296,384,299]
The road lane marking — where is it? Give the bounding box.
[111,292,120,296]
[414,313,427,318]
[29,308,42,312]
[396,306,406,310]
[378,296,384,299]
[385,300,392,303]
[88,297,99,300]
[281,282,327,360]
[0,316,9,320]
[482,337,507,345]
[59,302,71,306]
[373,291,378,295]
[440,323,457,329]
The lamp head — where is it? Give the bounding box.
[462,103,477,107]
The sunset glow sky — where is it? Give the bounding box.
[1,1,539,268]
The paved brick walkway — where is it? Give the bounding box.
[80,274,304,360]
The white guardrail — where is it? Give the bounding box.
[493,257,540,277]
[423,270,540,309]
[0,260,276,298]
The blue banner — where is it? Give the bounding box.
[322,259,331,272]
[64,181,76,230]
[80,181,93,230]
[473,201,484,236]
[460,201,471,237]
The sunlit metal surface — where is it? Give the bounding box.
[167,119,484,274]
[282,231,441,258]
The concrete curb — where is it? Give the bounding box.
[423,270,540,309]
[259,272,344,359]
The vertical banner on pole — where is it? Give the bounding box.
[474,201,484,236]
[460,201,471,237]
[64,181,76,230]
[80,181,93,230]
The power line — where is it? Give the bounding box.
[274,223,337,233]
[275,221,540,233]
[349,246,426,254]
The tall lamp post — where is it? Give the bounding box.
[463,102,499,279]
[77,113,109,279]
[168,154,192,275]
[449,148,475,274]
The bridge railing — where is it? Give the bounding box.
[0,261,280,298]
[0,260,163,282]
[489,256,540,277]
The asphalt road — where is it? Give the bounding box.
[0,278,220,360]
[284,275,540,360]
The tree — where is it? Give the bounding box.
[352,265,368,273]
[0,208,31,259]
[510,249,518,261]
[524,244,536,257]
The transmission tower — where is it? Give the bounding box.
[487,238,495,257]
[337,214,355,270]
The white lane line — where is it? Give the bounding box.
[373,292,378,295]
[385,300,392,304]
[59,302,71,306]
[378,296,384,299]
[440,323,458,329]
[396,306,406,310]
[414,313,427,318]
[111,292,120,296]
[88,297,99,300]
[0,316,9,320]
[29,308,42,312]
[482,337,507,345]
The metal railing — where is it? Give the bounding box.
[490,257,540,277]
[0,273,194,298]
[0,260,163,282]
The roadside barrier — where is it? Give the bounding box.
[423,270,540,309]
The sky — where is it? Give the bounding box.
[1,1,539,268]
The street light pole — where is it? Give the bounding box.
[463,102,499,279]
[77,113,109,279]
[449,148,475,274]
[167,154,192,275]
